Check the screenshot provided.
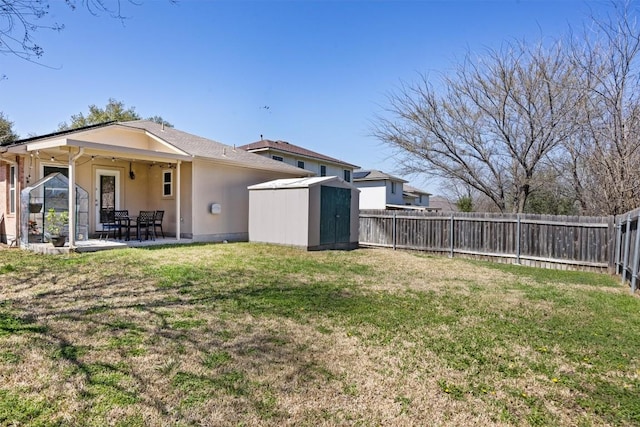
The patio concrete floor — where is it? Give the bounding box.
[24,237,195,254]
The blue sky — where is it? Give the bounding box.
[2,0,608,193]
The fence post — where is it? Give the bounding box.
[449,213,454,258]
[516,214,521,265]
[630,215,640,294]
[614,216,622,275]
[622,214,632,286]
[392,212,397,251]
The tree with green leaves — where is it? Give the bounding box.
[456,196,473,213]
[0,112,19,146]
[58,98,172,130]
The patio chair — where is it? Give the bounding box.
[99,209,118,240]
[136,210,156,241]
[114,210,131,240]
[153,210,165,238]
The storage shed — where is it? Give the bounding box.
[248,176,359,250]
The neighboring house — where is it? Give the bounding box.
[0,120,311,246]
[237,139,358,183]
[352,169,408,210]
[429,195,459,212]
[403,184,432,208]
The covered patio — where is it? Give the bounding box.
[5,121,191,249]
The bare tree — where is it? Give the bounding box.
[566,3,640,215]
[374,41,580,213]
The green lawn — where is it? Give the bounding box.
[0,243,638,426]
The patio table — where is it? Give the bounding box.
[115,215,136,241]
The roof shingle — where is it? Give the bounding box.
[238,139,358,168]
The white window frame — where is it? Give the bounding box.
[162,169,173,198]
[343,169,351,182]
[272,155,284,162]
[320,165,327,177]
[297,160,305,169]
[9,165,16,214]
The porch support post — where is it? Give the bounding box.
[68,147,84,249]
[176,160,181,241]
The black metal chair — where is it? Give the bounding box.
[153,210,165,238]
[114,210,131,240]
[136,210,156,241]
[99,209,118,240]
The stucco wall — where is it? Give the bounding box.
[191,160,303,242]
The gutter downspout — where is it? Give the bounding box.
[0,153,19,246]
[68,147,85,249]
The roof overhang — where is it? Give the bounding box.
[20,138,193,163]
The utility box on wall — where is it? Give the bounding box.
[248,176,360,250]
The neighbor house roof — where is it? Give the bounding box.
[6,120,313,176]
[238,139,359,169]
[352,169,408,183]
[429,196,458,212]
[403,184,432,197]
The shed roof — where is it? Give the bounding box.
[248,176,359,190]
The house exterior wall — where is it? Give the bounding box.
[191,159,301,242]
[251,151,354,182]
[415,194,430,207]
[355,181,388,209]
[248,188,310,246]
[386,181,405,205]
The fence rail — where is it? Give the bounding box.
[359,210,616,273]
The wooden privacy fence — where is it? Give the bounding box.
[359,210,616,273]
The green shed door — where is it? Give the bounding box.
[320,186,351,245]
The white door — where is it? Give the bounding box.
[95,169,121,231]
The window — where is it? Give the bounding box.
[272,155,284,162]
[297,160,305,169]
[343,170,351,182]
[162,170,173,197]
[391,181,396,194]
[43,165,68,178]
[9,165,15,214]
[320,165,327,177]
